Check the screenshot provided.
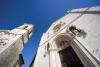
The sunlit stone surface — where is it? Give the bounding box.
[0,23,34,67]
[30,6,100,67]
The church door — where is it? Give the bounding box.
[59,46,84,67]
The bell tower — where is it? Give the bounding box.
[0,23,34,67]
[11,23,34,45]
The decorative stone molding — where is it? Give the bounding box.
[51,33,75,51]
[51,24,61,34]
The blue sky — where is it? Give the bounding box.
[0,0,100,67]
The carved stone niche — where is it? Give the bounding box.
[68,25,87,36]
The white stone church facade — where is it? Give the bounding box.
[30,6,100,67]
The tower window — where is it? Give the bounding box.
[23,26,28,29]
[29,31,32,35]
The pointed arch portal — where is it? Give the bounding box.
[51,33,95,67]
[52,33,84,67]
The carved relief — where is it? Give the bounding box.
[50,22,66,35]
[0,30,16,47]
[69,25,87,36]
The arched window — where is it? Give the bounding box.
[47,43,50,51]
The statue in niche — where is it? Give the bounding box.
[69,25,87,35]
